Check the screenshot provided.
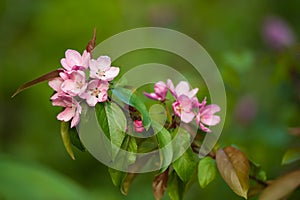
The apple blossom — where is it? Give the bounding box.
[196,99,221,132]
[167,79,198,99]
[144,81,168,101]
[89,56,120,81]
[172,95,195,123]
[60,49,90,71]
[134,120,145,132]
[61,70,87,96]
[52,95,82,128]
[80,80,109,106]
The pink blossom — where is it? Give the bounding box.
[52,95,82,128]
[61,70,87,96]
[80,80,109,106]
[48,77,64,100]
[196,99,220,132]
[134,120,144,132]
[89,56,120,81]
[60,49,90,71]
[172,95,195,123]
[144,81,168,101]
[167,79,198,99]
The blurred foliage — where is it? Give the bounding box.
[1,0,300,199]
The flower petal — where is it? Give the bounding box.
[96,56,111,71]
[175,81,190,97]
[57,107,74,122]
[60,58,71,71]
[201,115,220,126]
[65,49,82,68]
[103,67,120,81]
[89,59,99,73]
[200,123,211,133]
[202,104,221,115]
[186,88,199,98]
[167,79,176,98]
[86,96,98,106]
[144,92,160,100]
[81,50,90,69]
[48,77,63,92]
[71,109,80,128]
[181,111,195,123]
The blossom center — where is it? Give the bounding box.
[90,88,101,98]
[96,70,105,77]
[175,104,183,114]
[76,81,84,89]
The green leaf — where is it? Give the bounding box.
[95,102,110,139]
[0,155,91,200]
[109,162,139,196]
[112,87,151,129]
[108,168,126,188]
[138,137,158,153]
[60,121,75,160]
[167,171,185,200]
[171,127,191,160]
[173,147,198,182]
[216,146,250,199]
[259,170,300,200]
[153,121,172,173]
[198,156,217,188]
[249,161,267,182]
[95,102,127,160]
[125,136,138,165]
[121,173,136,195]
[69,128,85,151]
[12,69,62,98]
[282,147,300,165]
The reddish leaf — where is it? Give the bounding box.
[259,170,300,200]
[216,146,250,199]
[153,169,169,200]
[85,28,97,53]
[12,69,62,98]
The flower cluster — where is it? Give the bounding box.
[144,80,220,132]
[49,49,120,127]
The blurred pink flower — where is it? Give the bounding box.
[60,49,90,71]
[167,79,198,99]
[134,120,144,132]
[89,56,120,81]
[80,80,109,106]
[262,16,296,51]
[144,81,168,101]
[172,95,195,123]
[52,95,82,128]
[234,95,257,126]
[196,99,220,132]
[61,70,87,96]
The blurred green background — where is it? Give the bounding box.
[1,0,300,199]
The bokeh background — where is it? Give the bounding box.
[1,0,300,199]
